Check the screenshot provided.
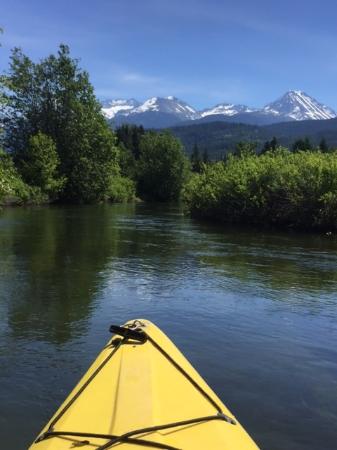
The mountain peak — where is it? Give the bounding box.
[102,91,337,127]
[101,98,140,119]
[200,102,256,118]
[263,91,336,120]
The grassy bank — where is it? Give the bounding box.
[183,148,337,231]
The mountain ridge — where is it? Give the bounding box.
[168,116,337,157]
[102,91,337,128]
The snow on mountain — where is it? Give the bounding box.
[102,91,337,127]
[200,103,255,118]
[130,96,199,120]
[101,99,140,119]
[263,91,336,121]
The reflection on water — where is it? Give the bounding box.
[0,204,337,449]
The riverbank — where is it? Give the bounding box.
[183,148,337,232]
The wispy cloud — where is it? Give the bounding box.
[120,72,160,84]
[93,62,249,107]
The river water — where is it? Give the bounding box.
[0,203,336,449]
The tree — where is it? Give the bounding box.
[3,45,120,203]
[115,125,145,180]
[319,138,329,153]
[270,136,278,150]
[20,132,65,198]
[261,140,271,154]
[261,136,279,155]
[234,141,256,157]
[116,124,145,160]
[292,137,312,152]
[190,143,202,172]
[202,149,210,164]
[137,131,189,201]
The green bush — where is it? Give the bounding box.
[20,132,65,199]
[0,149,47,205]
[183,148,337,231]
[108,176,136,203]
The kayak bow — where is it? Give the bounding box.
[30,319,259,449]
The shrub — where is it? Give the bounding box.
[108,176,136,203]
[0,149,47,205]
[183,148,337,231]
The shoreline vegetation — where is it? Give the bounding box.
[184,147,337,232]
[1,44,337,232]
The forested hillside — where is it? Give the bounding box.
[169,118,337,157]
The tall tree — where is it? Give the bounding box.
[116,124,145,160]
[319,138,329,153]
[292,137,312,152]
[190,143,202,172]
[261,136,279,155]
[137,131,189,201]
[202,149,210,164]
[3,45,120,203]
[234,141,257,157]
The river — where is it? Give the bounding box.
[0,203,336,449]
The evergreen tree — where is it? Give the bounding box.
[261,140,271,154]
[202,149,210,164]
[234,141,257,157]
[292,137,312,152]
[116,124,145,160]
[319,138,329,153]
[270,136,278,150]
[190,143,202,172]
[3,45,120,203]
[261,136,278,155]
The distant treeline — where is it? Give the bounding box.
[169,119,337,159]
[188,135,334,168]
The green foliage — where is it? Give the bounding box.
[292,137,313,152]
[107,175,136,203]
[116,124,145,160]
[118,143,138,179]
[3,45,120,203]
[170,118,337,158]
[319,138,329,153]
[202,149,210,163]
[0,149,46,204]
[19,132,65,198]
[137,131,190,201]
[190,143,203,172]
[115,125,145,181]
[183,149,337,231]
[234,141,257,157]
[261,136,279,154]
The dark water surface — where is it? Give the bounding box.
[0,204,337,450]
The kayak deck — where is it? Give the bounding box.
[30,319,259,449]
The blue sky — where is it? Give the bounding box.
[1,0,337,109]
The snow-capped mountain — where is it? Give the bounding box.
[101,91,337,128]
[200,103,255,118]
[130,96,199,120]
[262,91,336,121]
[102,96,200,128]
[101,99,140,119]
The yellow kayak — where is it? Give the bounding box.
[30,319,259,449]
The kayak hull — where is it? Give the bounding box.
[29,319,259,449]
